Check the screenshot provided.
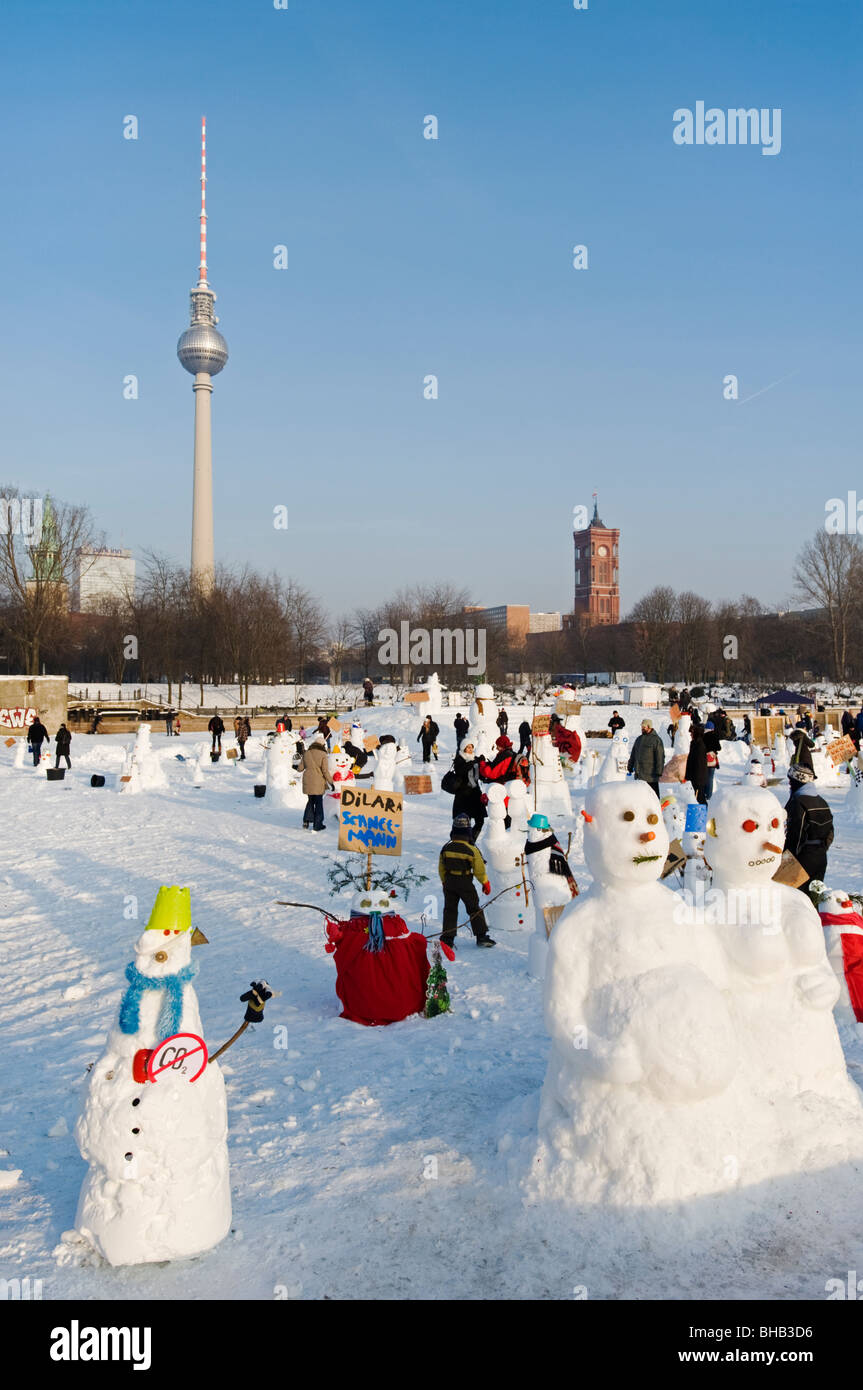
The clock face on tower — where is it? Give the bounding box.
[597,544,608,556]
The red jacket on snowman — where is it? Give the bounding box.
[817,888,863,1024]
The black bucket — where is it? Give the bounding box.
[210,751,221,762]
[254,784,266,798]
[46,767,65,782]
[90,774,105,787]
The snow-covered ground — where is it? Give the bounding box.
[2,702,863,1300]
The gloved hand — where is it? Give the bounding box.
[481,793,488,805]
[240,980,273,1023]
[482,881,491,896]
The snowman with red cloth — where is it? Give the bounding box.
[813,883,863,1026]
[325,883,451,1026]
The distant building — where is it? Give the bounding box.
[463,604,530,641]
[573,497,619,626]
[72,548,135,612]
[528,611,562,634]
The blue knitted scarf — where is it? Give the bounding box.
[350,910,385,953]
[119,959,199,1038]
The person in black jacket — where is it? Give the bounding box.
[208,714,225,752]
[608,710,625,734]
[451,739,486,841]
[702,720,722,801]
[685,724,709,804]
[784,765,834,893]
[417,716,440,763]
[28,716,48,767]
[55,723,72,769]
[496,709,509,735]
[454,712,469,748]
[517,719,532,757]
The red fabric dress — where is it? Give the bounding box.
[325,915,430,1026]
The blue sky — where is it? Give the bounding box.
[0,0,858,619]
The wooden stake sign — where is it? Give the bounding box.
[827,734,856,766]
[554,698,582,717]
[532,714,551,736]
[404,691,430,705]
[338,785,403,856]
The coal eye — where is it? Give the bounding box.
[742,819,757,833]
[622,811,635,822]
[646,813,658,825]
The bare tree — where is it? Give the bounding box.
[0,487,99,672]
[628,585,677,681]
[793,531,863,680]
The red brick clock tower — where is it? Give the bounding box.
[573,497,619,625]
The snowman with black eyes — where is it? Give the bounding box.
[531,779,740,1205]
[706,785,863,1121]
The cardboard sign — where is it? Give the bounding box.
[661,839,686,880]
[403,774,432,795]
[4,737,15,747]
[404,691,430,705]
[542,904,566,938]
[225,747,238,760]
[338,785,403,855]
[827,734,856,766]
[669,703,681,723]
[364,735,380,751]
[554,698,582,717]
[772,850,809,889]
[532,714,551,736]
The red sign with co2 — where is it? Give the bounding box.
[146,1032,209,1084]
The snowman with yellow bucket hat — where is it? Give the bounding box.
[73,886,272,1267]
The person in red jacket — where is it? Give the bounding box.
[479,735,518,784]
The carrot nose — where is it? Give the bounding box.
[639,831,655,842]
[763,841,782,854]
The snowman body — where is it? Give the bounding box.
[121,724,168,794]
[483,786,529,932]
[524,823,574,979]
[424,673,443,718]
[393,740,413,792]
[528,780,741,1205]
[599,732,629,783]
[531,732,572,818]
[75,925,230,1266]
[267,730,304,807]
[374,741,398,792]
[467,684,499,760]
[507,779,530,835]
[708,787,863,1147]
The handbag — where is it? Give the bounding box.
[440,767,458,795]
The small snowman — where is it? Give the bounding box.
[483,785,530,933]
[374,736,398,792]
[742,755,767,789]
[466,683,499,760]
[524,812,577,979]
[531,731,572,819]
[813,885,863,1027]
[74,887,231,1266]
[598,731,629,783]
[267,729,304,808]
[507,779,530,835]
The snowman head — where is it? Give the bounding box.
[581,781,669,887]
[133,885,207,978]
[485,784,508,820]
[706,786,786,884]
[817,887,856,914]
[475,683,494,701]
[351,886,405,918]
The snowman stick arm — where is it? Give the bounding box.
[423,883,522,940]
[208,1020,249,1064]
[276,900,333,919]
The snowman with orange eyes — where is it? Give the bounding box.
[532,779,740,1205]
[706,786,863,1120]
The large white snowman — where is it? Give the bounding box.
[467,684,499,760]
[527,780,742,1205]
[374,738,398,792]
[74,887,231,1266]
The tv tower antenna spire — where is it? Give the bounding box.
[177,118,229,593]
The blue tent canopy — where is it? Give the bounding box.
[756,689,815,708]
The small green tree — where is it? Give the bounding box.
[424,943,451,1018]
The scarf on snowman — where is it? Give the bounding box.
[119,959,199,1038]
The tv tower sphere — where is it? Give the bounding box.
[178,117,227,591]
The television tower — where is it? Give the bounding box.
[177,117,228,593]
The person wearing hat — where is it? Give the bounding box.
[702,719,722,801]
[626,717,665,799]
[788,725,815,772]
[784,764,834,893]
[299,734,334,831]
[451,738,486,842]
[478,734,518,785]
[438,815,495,949]
[417,715,440,764]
